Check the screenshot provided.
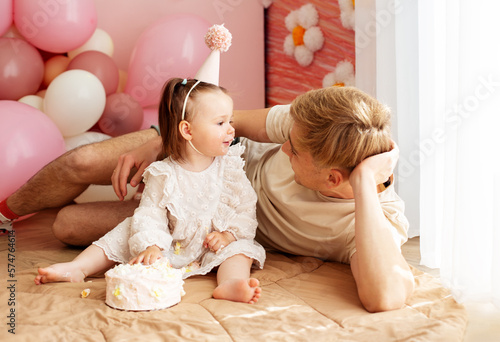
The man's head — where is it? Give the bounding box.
[289,86,392,170]
[282,86,392,196]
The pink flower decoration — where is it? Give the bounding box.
[204,24,232,52]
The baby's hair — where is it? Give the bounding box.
[158,78,227,161]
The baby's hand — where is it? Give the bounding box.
[129,245,162,265]
[204,231,235,253]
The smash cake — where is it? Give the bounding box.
[105,261,185,311]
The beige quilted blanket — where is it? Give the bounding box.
[0,209,467,341]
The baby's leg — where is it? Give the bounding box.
[35,245,115,285]
[213,254,261,304]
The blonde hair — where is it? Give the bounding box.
[289,86,392,170]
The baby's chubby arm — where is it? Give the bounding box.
[204,231,236,252]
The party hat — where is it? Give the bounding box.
[195,24,232,86]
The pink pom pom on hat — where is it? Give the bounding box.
[195,24,232,86]
[204,24,232,52]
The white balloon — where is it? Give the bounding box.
[43,70,106,137]
[64,131,111,151]
[68,28,114,59]
[18,95,44,111]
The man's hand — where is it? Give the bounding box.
[129,245,162,265]
[112,136,163,200]
[204,231,235,253]
[350,141,399,188]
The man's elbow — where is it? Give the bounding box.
[362,293,406,313]
[361,278,415,313]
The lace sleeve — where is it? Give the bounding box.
[128,165,173,257]
[225,180,258,240]
[213,145,259,240]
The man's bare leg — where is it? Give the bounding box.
[5,129,158,217]
[52,200,140,246]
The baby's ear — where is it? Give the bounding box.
[178,120,192,141]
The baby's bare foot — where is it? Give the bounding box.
[34,263,86,285]
[213,278,261,304]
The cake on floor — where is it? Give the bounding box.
[105,261,185,311]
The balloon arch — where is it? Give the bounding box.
[0,0,210,202]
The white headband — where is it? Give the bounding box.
[181,79,201,121]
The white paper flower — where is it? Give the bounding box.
[262,0,274,8]
[322,60,355,88]
[338,0,355,30]
[283,4,325,67]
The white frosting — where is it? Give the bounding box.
[105,261,184,311]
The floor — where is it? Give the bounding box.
[4,211,500,341]
[402,237,500,342]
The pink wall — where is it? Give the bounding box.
[94,0,265,109]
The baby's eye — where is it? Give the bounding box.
[217,121,224,126]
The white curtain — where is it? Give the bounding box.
[418,0,500,307]
[356,0,500,307]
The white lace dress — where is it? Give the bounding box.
[93,144,266,279]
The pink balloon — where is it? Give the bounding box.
[140,107,159,130]
[13,0,97,53]
[0,0,13,36]
[67,51,119,95]
[0,38,44,100]
[0,100,66,201]
[124,14,210,107]
[98,93,144,137]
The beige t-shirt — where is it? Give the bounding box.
[242,104,409,264]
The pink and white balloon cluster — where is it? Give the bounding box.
[0,0,143,139]
[0,0,211,201]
